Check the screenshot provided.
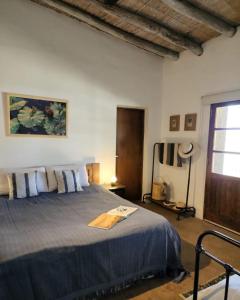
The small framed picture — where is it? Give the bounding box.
[169,115,180,131]
[184,113,197,131]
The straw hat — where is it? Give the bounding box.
[178,142,199,159]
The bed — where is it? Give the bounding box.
[0,164,183,300]
[192,230,240,300]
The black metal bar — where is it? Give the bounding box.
[185,155,191,208]
[193,243,202,300]
[143,143,160,202]
[196,230,240,248]
[202,250,240,276]
[150,143,159,195]
[177,156,196,220]
[193,230,240,300]
[224,269,231,300]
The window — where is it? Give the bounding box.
[210,102,240,178]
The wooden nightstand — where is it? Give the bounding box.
[103,184,126,198]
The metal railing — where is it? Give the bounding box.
[193,230,240,300]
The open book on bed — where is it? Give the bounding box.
[88,206,138,230]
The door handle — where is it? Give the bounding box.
[115,155,119,158]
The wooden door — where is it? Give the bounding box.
[204,101,240,232]
[116,107,144,201]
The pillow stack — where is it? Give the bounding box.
[46,164,89,192]
[0,166,48,200]
[0,163,90,199]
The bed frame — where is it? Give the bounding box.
[86,163,100,184]
[193,230,240,300]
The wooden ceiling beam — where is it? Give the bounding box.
[32,0,179,60]
[161,0,236,37]
[79,0,203,56]
[103,0,119,4]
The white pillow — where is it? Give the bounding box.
[0,167,48,195]
[79,165,89,187]
[8,171,39,200]
[46,164,89,192]
[55,170,83,194]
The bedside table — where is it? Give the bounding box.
[103,184,126,198]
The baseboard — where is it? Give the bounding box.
[204,219,240,236]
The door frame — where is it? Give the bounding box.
[116,105,146,199]
[194,90,240,220]
[203,100,240,232]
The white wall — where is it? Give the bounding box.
[3,0,239,211]
[160,29,240,218]
[0,0,163,193]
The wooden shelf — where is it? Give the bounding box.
[151,199,181,212]
[143,194,196,220]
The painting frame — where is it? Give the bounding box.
[169,115,180,131]
[4,93,68,138]
[184,113,197,131]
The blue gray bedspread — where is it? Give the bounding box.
[0,185,182,300]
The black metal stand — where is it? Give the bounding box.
[193,230,240,300]
[142,142,196,220]
[177,156,196,220]
[142,142,159,202]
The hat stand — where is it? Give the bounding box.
[142,142,160,202]
[176,156,196,220]
[142,142,196,221]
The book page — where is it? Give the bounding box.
[107,206,138,218]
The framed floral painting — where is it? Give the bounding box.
[5,93,67,137]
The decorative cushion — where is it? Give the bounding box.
[55,170,83,194]
[7,171,39,200]
[46,164,89,192]
[0,167,48,195]
[79,165,89,187]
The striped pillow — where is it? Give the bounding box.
[55,170,83,194]
[7,171,39,200]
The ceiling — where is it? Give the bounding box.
[32,0,240,60]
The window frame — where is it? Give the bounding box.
[208,100,240,179]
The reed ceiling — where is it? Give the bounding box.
[32,0,240,60]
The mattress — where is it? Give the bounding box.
[0,185,183,300]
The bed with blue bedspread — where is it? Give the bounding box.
[0,185,183,300]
